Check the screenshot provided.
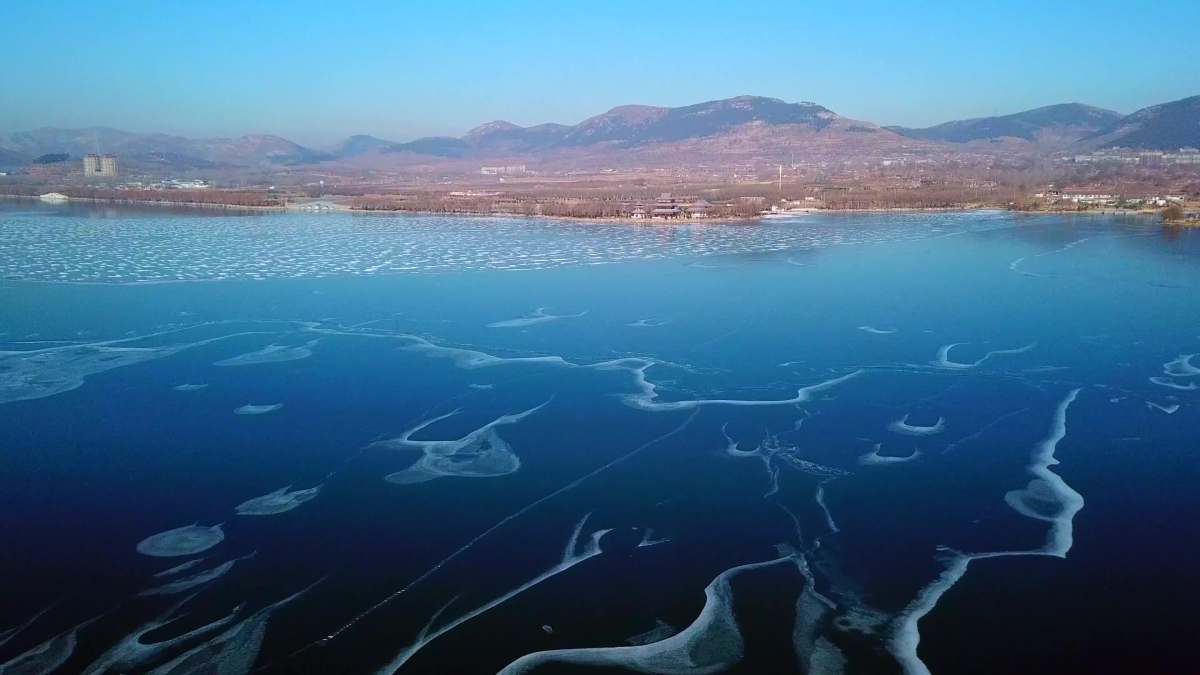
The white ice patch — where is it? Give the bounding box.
[814,482,841,536]
[637,528,670,548]
[1146,401,1180,414]
[378,401,549,484]
[234,403,283,415]
[627,318,670,328]
[0,615,98,675]
[888,415,945,436]
[1163,354,1200,377]
[891,389,1083,675]
[153,558,207,579]
[396,334,570,370]
[213,340,318,367]
[487,308,586,329]
[599,359,864,412]
[140,552,254,596]
[82,599,243,675]
[1149,376,1197,391]
[0,328,268,405]
[858,444,921,466]
[1003,389,1083,557]
[379,514,613,672]
[144,584,313,675]
[236,485,322,516]
[498,556,791,675]
[0,209,1007,283]
[137,523,225,557]
[930,342,1036,370]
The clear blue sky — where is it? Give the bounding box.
[2,1,1197,146]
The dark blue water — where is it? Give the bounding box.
[0,202,1197,674]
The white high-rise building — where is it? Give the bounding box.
[83,153,118,177]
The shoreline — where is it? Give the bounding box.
[0,193,285,212]
[0,192,1178,224]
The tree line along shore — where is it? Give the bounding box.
[1,184,1196,224]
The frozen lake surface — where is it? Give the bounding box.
[1,202,1197,674]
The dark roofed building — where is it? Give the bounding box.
[652,193,681,219]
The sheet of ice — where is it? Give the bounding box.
[234,403,283,415]
[356,329,863,416]
[144,584,313,675]
[82,599,243,675]
[785,543,846,674]
[888,415,946,436]
[173,383,209,392]
[396,334,570,370]
[498,556,792,675]
[721,426,781,497]
[0,210,1010,284]
[720,428,845,496]
[814,481,841,536]
[140,553,254,596]
[857,326,897,335]
[1003,388,1083,556]
[891,389,1083,675]
[637,528,670,548]
[0,616,97,675]
[930,342,1036,370]
[1149,376,1197,391]
[1163,354,1200,377]
[0,328,269,405]
[1146,401,1181,414]
[236,484,322,515]
[378,514,613,672]
[626,318,670,328]
[487,308,587,329]
[153,558,207,579]
[378,401,548,484]
[213,340,318,367]
[598,359,864,412]
[858,444,922,465]
[137,523,225,557]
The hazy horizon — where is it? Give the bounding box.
[3,1,1199,146]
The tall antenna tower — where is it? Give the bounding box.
[778,165,783,192]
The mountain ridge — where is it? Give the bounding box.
[887,103,1122,145]
[3,94,1198,171]
[1080,95,1200,150]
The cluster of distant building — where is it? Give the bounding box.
[1071,148,1200,166]
[480,164,528,176]
[631,193,713,219]
[1033,188,1185,207]
[120,178,211,190]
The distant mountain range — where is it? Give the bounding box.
[2,93,1198,172]
[1080,95,1200,150]
[337,96,849,159]
[887,103,1123,146]
[0,127,330,169]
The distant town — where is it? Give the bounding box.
[2,95,1199,224]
